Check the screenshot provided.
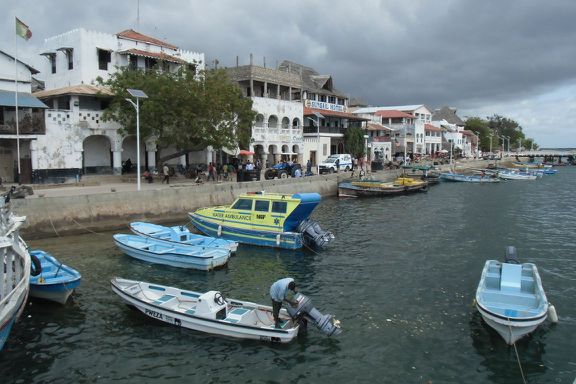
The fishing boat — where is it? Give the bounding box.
[440,172,500,183]
[475,246,554,344]
[111,278,341,343]
[338,176,428,197]
[130,222,238,253]
[113,234,231,271]
[0,199,31,352]
[401,165,441,185]
[497,170,538,181]
[188,192,334,250]
[28,250,81,305]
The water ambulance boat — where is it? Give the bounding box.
[189,192,334,250]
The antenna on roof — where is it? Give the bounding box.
[136,0,140,31]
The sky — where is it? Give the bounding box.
[3,0,576,148]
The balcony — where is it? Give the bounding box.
[303,126,346,135]
[0,111,46,135]
[45,109,121,131]
[252,124,303,144]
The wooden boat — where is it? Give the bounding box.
[29,250,81,304]
[338,176,428,197]
[440,172,500,183]
[189,192,334,249]
[113,234,231,271]
[111,277,300,343]
[0,201,30,352]
[497,170,538,180]
[475,246,550,344]
[401,165,441,185]
[130,222,238,254]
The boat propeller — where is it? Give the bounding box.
[286,293,342,336]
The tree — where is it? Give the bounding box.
[344,126,366,159]
[98,66,255,156]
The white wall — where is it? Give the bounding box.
[0,52,33,92]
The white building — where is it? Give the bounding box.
[0,50,47,183]
[33,28,204,179]
[226,62,304,167]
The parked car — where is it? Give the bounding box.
[319,154,352,174]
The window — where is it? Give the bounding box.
[98,49,111,70]
[255,200,269,212]
[232,199,253,210]
[272,201,287,214]
[66,49,74,70]
[50,55,56,74]
[129,55,138,70]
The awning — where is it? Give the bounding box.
[0,90,48,108]
[239,149,255,155]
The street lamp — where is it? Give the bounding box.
[126,88,148,191]
[473,131,480,158]
[312,111,324,174]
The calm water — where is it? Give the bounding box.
[1,168,575,383]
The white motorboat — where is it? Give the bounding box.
[111,277,341,343]
[475,246,551,344]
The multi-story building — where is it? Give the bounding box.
[0,50,47,183]
[33,28,204,180]
[353,105,431,158]
[226,60,304,167]
[430,106,471,157]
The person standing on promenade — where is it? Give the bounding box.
[162,164,170,184]
[335,158,340,173]
[207,162,216,182]
[269,278,299,328]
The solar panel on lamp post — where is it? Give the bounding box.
[126,88,148,191]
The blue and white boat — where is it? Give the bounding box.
[475,246,552,344]
[29,250,82,305]
[130,222,238,254]
[497,169,538,180]
[440,172,500,183]
[0,201,30,352]
[113,234,231,271]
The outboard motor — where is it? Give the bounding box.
[297,218,335,249]
[286,293,341,336]
[504,245,520,264]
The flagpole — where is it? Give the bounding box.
[14,18,21,184]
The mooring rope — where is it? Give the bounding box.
[48,214,61,237]
[70,217,105,236]
[508,319,527,384]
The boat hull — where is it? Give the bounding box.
[29,281,81,305]
[440,173,500,183]
[113,234,230,270]
[476,304,546,344]
[111,278,299,343]
[29,250,82,305]
[189,213,302,249]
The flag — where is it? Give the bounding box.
[15,17,32,41]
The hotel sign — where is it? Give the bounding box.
[305,100,346,113]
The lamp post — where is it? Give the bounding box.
[126,88,148,191]
[473,131,480,158]
[488,132,493,156]
[313,111,324,175]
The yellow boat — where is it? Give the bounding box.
[188,192,334,250]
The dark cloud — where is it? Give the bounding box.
[4,0,576,146]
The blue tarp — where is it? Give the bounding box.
[0,90,48,108]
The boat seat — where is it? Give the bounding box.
[153,294,175,306]
[500,263,522,292]
[224,307,251,324]
[156,248,176,254]
[185,306,196,315]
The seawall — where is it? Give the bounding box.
[13,174,340,239]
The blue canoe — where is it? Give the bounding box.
[440,172,500,183]
[129,222,238,253]
[113,234,231,271]
[29,250,82,305]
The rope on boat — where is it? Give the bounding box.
[303,242,322,256]
[508,319,527,384]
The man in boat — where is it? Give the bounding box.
[270,278,299,328]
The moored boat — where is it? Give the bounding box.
[475,246,551,344]
[497,170,538,180]
[0,200,31,352]
[113,234,231,271]
[401,164,441,185]
[111,278,341,343]
[338,176,428,197]
[29,250,82,305]
[440,172,500,183]
[189,192,334,250]
[130,222,238,254]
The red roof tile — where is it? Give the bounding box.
[116,29,178,50]
[304,107,368,121]
[367,122,393,131]
[374,110,414,119]
[117,48,187,64]
[425,123,442,132]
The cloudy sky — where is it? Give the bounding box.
[3,0,576,148]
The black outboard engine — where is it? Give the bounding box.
[504,245,520,264]
[297,218,335,249]
[286,293,341,336]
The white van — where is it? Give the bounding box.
[319,154,353,174]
